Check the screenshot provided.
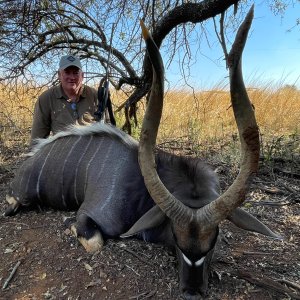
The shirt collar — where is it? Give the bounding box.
[56,84,86,101]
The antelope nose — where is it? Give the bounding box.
[182,289,203,300]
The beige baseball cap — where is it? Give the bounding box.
[59,55,82,70]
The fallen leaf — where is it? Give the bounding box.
[4,248,14,254]
[83,262,93,275]
[85,279,101,288]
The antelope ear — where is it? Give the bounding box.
[228,208,282,239]
[120,205,166,238]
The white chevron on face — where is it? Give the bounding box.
[182,252,206,267]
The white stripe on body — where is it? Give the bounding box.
[73,135,93,205]
[61,136,82,208]
[15,159,28,197]
[24,148,46,200]
[79,140,117,214]
[98,147,128,212]
[81,137,104,201]
[36,140,57,202]
[89,140,114,193]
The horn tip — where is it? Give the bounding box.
[272,233,284,241]
[140,19,150,40]
[120,232,133,239]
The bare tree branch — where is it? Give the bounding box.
[0,0,260,132]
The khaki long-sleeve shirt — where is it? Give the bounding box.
[31,84,98,142]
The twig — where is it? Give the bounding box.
[2,261,21,290]
[125,264,140,276]
[129,290,157,299]
[281,183,298,194]
[0,222,29,228]
[277,279,300,291]
[129,292,148,299]
[242,251,271,256]
[273,167,300,179]
[258,185,285,194]
[21,225,48,230]
[120,247,154,266]
[234,269,300,299]
[255,201,293,207]
[144,290,157,298]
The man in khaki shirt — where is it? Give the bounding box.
[31,55,98,143]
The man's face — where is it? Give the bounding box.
[58,66,84,95]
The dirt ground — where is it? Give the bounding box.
[0,148,299,300]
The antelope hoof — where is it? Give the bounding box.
[4,195,20,216]
[78,232,104,253]
[70,224,103,253]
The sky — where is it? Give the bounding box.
[165,1,300,90]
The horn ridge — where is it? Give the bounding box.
[138,21,193,227]
[196,5,259,229]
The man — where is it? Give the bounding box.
[30,55,98,143]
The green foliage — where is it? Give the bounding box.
[260,132,300,163]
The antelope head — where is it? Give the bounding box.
[137,6,266,299]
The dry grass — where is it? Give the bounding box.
[0,83,299,161]
[113,85,299,137]
[0,83,43,144]
[161,87,299,141]
[114,86,299,156]
[112,85,300,162]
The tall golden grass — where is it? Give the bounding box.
[161,87,299,139]
[0,83,43,134]
[1,83,299,155]
[112,86,300,144]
